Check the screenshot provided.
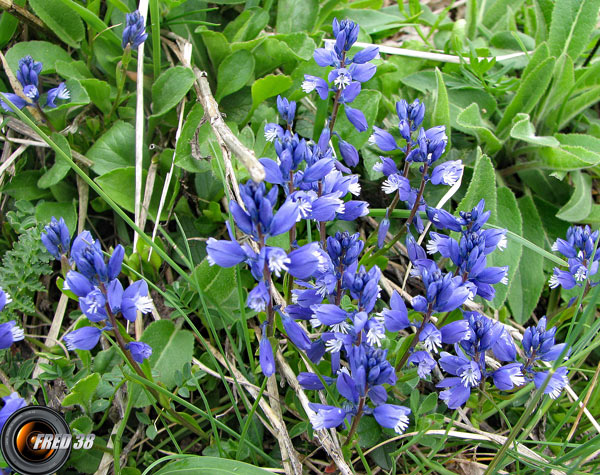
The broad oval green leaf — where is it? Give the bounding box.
[152,66,196,118]
[153,456,273,474]
[247,74,293,122]
[87,121,149,175]
[216,50,255,101]
[6,40,71,74]
[29,0,85,47]
[62,373,100,408]
[276,0,318,33]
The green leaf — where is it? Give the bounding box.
[418,393,438,415]
[87,121,148,175]
[456,149,497,218]
[510,113,559,147]
[488,187,523,309]
[508,196,546,323]
[29,0,85,47]
[548,0,600,60]
[192,259,245,326]
[62,373,100,408]
[70,415,93,435]
[0,9,20,49]
[151,66,196,118]
[55,60,93,80]
[482,0,526,29]
[336,89,382,148]
[552,86,600,130]
[556,171,593,221]
[1,170,52,201]
[6,41,71,74]
[276,0,318,33]
[154,456,272,474]
[80,79,112,116]
[174,102,205,170]
[431,68,451,148]
[332,8,408,34]
[538,133,600,170]
[455,103,502,154]
[197,30,231,69]
[38,133,72,188]
[95,167,176,221]
[538,54,574,122]
[496,57,556,138]
[357,416,382,448]
[247,74,293,122]
[215,50,255,101]
[34,201,77,235]
[141,320,194,390]
[223,7,269,42]
[497,58,555,138]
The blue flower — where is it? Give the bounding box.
[63,326,103,351]
[127,342,153,363]
[41,217,71,260]
[381,174,410,198]
[70,231,121,283]
[0,321,24,350]
[430,160,463,186]
[533,366,569,399]
[396,99,425,129]
[492,363,525,390]
[16,56,42,87]
[460,311,516,363]
[206,237,251,268]
[377,217,390,249]
[107,279,154,322]
[247,281,270,313]
[79,288,108,322]
[64,270,94,297]
[410,258,472,313]
[372,404,411,434]
[297,372,335,390]
[279,310,311,350]
[308,403,346,430]
[301,75,330,99]
[0,393,26,432]
[276,96,296,125]
[407,351,436,378]
[45,82,70,108]
[437,352,481,408]
[382,290,410,332]
[522,317,568,364]
[338,138,359,167]
[122,10,148,49]
[0,288,11,312]
[259,323,275,377]
[369,126,398,151]
[344,105,368,132]
[332,18,359,52]
[549,225,599,289]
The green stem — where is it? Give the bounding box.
[113,392,134,474]
[343,395,366,447]
[396,305,433,371]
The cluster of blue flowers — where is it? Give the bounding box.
[549,225,599,291]
[206,17,576,438]
[0,56,70,112]
[370,98,463,244]
[122,10,148,50]
[302,18,379,135]
[42,217,153,364]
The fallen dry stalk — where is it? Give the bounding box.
[191,68,265,183]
